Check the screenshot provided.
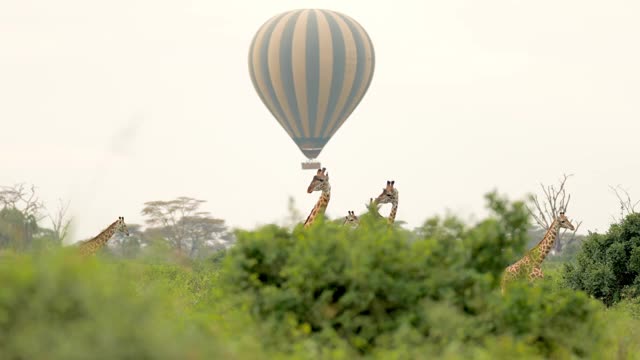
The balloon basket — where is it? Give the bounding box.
[301,160,322,170]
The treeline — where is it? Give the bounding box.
[1,180,584,260]
[0,184,234,259]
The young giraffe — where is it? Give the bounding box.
[343,210,359,227]
[500,211,575,294]
[303,168,331,229]
[76,216,130,257]
[373,180,399,224]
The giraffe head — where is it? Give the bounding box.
[374,180,398,205]
[344,210,359,226]
[557,211,575,231]
[307,167,330,193]
[116,216,130,236]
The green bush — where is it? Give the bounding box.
[491,281,603,358]
[4,191,638,359]
[0,250,229,359]
[563,213,640,306]
[224,192,605,358]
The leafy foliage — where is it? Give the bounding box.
[224,192,605,357]
[2,188,640,358]
[0,251,226,359]
[563,213,640,306]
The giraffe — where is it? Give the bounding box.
[343,210,359,227]
[76,216,130,257]
[373,180,399,224]
[500,211,575,294]
[303,168,331,229]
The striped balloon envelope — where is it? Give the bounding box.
[248,9,375,162]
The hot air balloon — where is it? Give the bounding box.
[248,9,375,170]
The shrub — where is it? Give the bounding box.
[224,192,605,358]
[491,281,604,357]
[0,250,227,359]
[563,213,640,306]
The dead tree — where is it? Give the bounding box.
[0,183,45,221]
[527,174,582,254]
[46,199,72,245]
[610,185,638,222]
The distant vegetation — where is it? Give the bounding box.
[0,184,234,259]
[0,181,639,359]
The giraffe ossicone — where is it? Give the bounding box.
[343,210,359,228]
[373,180,399,224]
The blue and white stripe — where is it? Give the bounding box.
[249,9,375,159]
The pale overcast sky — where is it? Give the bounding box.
[1,0,638,242]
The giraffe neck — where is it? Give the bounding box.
[388,201,398,224]
[304,186,331,229]
[79,220,120,255]
[530,219,560,265]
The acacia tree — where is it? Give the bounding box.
[180,216,232,257]
[527,174,582,254]
[141,197,206,251]
[141,196,231,257]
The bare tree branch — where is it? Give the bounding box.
[610,185,638,222]
[0,183,44,220]
[527,174,581,253]
[47,199,72,244]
